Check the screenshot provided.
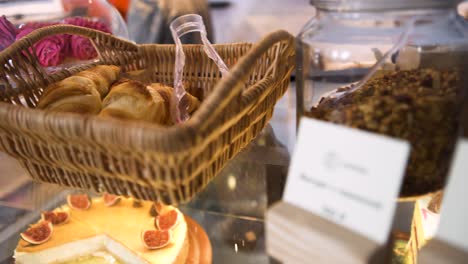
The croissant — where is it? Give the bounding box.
[100,80,168,123]
[37,76,102,114]
[148,83,201,118]
[75,65,121,97]
[37,65,121,114]
[121,69,152,84]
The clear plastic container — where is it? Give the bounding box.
[296,0,468,197]
[3,0,129,69]
[7,0,128,39]
[61,0,128,38]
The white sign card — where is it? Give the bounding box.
[436,140,468,251]
[284,118,410,244]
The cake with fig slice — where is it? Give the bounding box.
[14,193,211,264]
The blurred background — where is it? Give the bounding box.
[1,0,316,44]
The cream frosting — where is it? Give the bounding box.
[15,198,188,264]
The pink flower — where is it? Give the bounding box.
[5,17,113,65]
[19,21,56,31]
[63,17,111,60]
[16,24,68,66]
[16,26,34,41]
[69,35,97,60]
[62,17,111,33]
[34,35,67,66]
[0,15,17,51]
[16,22,59,41]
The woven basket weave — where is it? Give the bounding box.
[0,25,295,204]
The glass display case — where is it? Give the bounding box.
[0,93,294,263]
[0,82,418,263]
[1,1,466,263]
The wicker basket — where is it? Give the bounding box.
[0,25,295,204]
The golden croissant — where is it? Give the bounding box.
[148,83,201,122]
[37,65,121,114]
[37,65,201,124]
[100,79,168,124]
[75,65,121,97]
[100,82,201,125]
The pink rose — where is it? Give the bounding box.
[6,17,114,65]
[16,26,34,41]
[35,35,67,66]
[62,17,111,33]
[16,24,68,66]
[16,21,60,41]
[0,15,17,51]
[19,22,56,31]
[69,35,97,60]
[63,17,111,60]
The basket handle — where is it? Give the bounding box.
[193,30,295,134]
[0,24,138,66]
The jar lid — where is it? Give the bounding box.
[310,0,460,11]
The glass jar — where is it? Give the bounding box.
[296,0,468,197]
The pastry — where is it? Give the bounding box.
[37,76,102,114]
[37,65,121,114]
[37,66,201,124]
[14,195,211,264]
[99,79,168,123]
[75,65,121,97]
[148,83,201,124]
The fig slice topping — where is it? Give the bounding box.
[21,221,53,245]
[141,229,172,249]
[41,211,69,225]
[103,192,121,207]
[155,209,180,231]
[67,193,91,210]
